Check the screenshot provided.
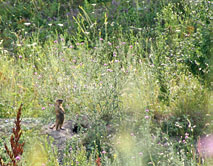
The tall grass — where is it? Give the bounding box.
[0,0,212,165]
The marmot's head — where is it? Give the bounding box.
[56,99,63,105]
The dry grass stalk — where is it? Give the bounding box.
[0,104,24,166]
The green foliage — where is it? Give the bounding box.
[21,135,59,166]
[0,136,11,163]
[63,142,94,166]
[154,0,212,80]
[0,0,212,165]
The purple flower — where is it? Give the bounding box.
[115,60,119,63]
[42,107,45,110]
[104,63,107,66]
[62,58,65,62]
[54,40,58,44]
[130,45,133,48]
[69,45,73,48]
[112,0,120,6]
[15,156,21,160]
[107,69,113,72]
[19,55,22,58]
[197,135,213,157]
[108,42,112,45]
[145,116,149,119]
[122,42,126,45]
[102,150,106,154]
[100,38,103,41]
[145,109,149,112]
[139,152,143,155]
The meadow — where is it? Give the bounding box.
[0,0,212,165]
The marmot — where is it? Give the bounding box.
[50,99,65,131]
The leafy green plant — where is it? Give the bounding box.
[0,0,212,165]
[21,135,59,166]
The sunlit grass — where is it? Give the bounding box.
[0,0,212,165]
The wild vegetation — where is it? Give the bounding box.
[0,0,212,165]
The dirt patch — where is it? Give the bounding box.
[0,118,85,164]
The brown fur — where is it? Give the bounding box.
[50,99,65,131]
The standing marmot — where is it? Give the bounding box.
[50,99,65,131]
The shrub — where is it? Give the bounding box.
[166,73,209,137]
